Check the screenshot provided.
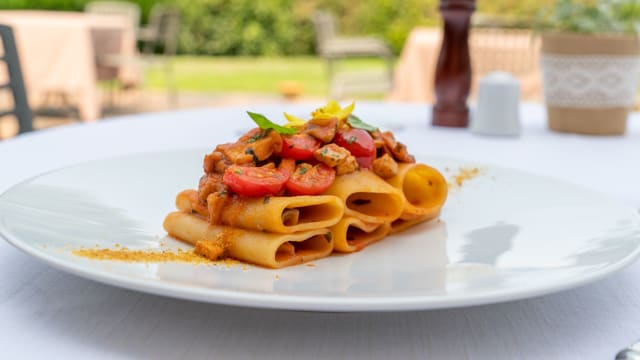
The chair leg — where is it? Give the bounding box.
[326,58,336,99]
[2,25,33,134]
[13,89,33,134]
[164,59,177,108]
[386,55,394,88]
[109,79,117,108]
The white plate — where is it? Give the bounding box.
[1,149,639,312]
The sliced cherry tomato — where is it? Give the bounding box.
[285,163,336,195]
[334,128,375,158]
[356,155,373,169]
[335,128,376,169]
[223,165,286,197]
[278,133,321,161]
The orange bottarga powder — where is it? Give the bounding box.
[449,167,480,188]
[72,247,211,264]
[72,244,244,268]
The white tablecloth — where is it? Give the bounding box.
[1,102,639,359]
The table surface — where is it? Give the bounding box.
[1,102,639,359]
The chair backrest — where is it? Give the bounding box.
[470,28,540,77]
[312,11,338,53]
[143,4,180,56]
[85,1,141,31]
[469,27,542,99]
[0,24,33,135]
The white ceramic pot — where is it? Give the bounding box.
[540,32,640,135]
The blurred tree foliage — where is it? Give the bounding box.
[177,0,315,56]
[536,0,640,34]
[1,0,587,55]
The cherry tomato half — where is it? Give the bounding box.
[285,163,336,195]
[278,133,321,161]
[356,156,373,169]
[334,128,375,158]
[334,129,375,169]
[223,165,287,197]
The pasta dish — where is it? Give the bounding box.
[164,101,448,268]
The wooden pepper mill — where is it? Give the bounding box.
[432,0,476,127]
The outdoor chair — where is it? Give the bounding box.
[85,0,141,31]
[136,4,180,105]
[0,24,33,137]
[91,3,180,107]
[469,27,542,100]
[312,10,394,99]
[85,0,141,106]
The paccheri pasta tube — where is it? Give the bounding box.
[164,212,333,268]
[176,190,343,233]
[389,214,435,234]
[161,101,448,268]
[330,217,391,253]
[323,170,404,224]
[386,163,448,221]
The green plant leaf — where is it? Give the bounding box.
[247,112,296,135]
[347,114,378,132]
[535,0,638,35]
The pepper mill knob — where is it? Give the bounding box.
[432,0,476,127]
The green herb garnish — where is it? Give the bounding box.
[347,114,378,132]
[298,166,308,175]
[247,112,296,135]
[246,132,264,143]
[347,135,357,144]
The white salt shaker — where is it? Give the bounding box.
[470,71,521,136]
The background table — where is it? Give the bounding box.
[389,27,542,103]
[0,10,139,121]
[1,102,639,359]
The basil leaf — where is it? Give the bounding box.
[247,111,296,135]
[347,114,378,132]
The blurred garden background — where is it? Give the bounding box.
[1,0,550,95]
[4,0,632,136]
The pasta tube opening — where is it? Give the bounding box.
[324,170,404,224]
[346,223,389,248]
[330,217,390,253]
[275,234,332,264]
[221,195,343,233]
[283,202,338,226]
[403,167,447,208]
[386,163,448,221]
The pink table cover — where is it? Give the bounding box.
[0,10,139,121]
[388,27,541,103]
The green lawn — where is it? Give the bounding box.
[145,56,391,96]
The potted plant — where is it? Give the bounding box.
[537,0,640,135]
